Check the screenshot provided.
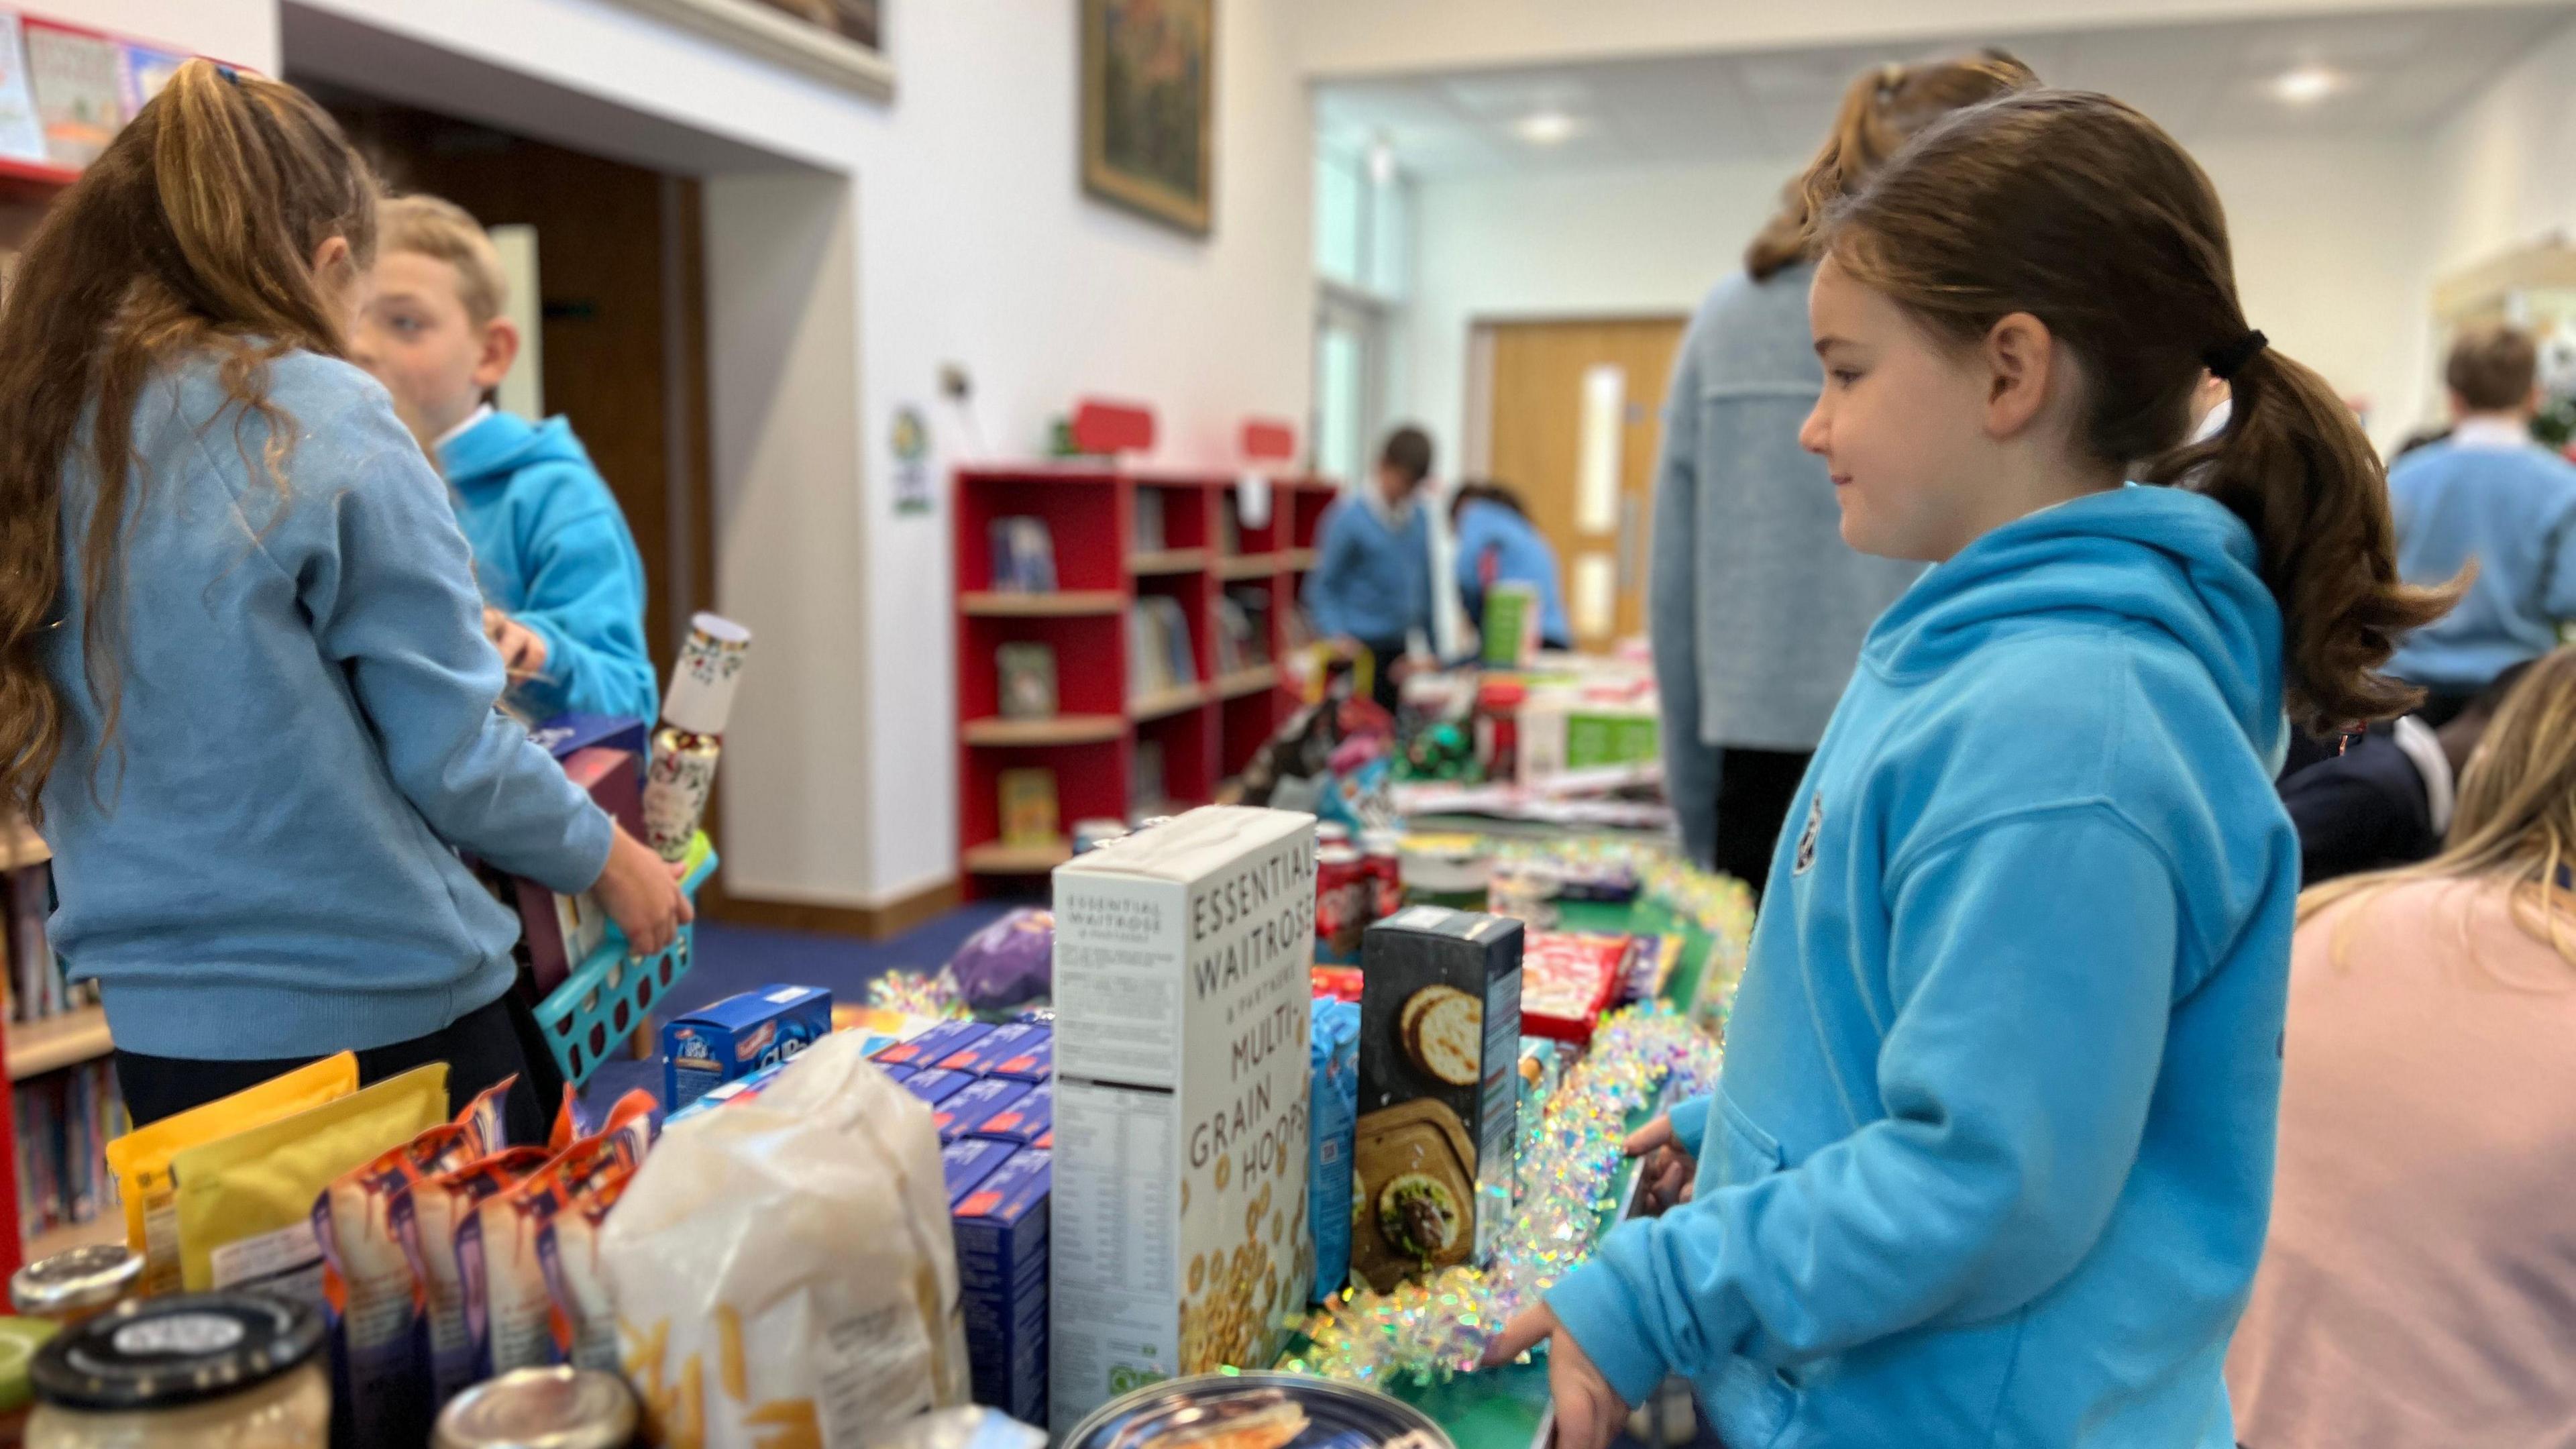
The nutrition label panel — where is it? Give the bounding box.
[1053,1078,1178,1425]
[1053,880,1183,1087]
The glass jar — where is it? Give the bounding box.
[10,1247,142,1328]
[27,1293,327,1449]
[434,1366,636,1449]
[0,1318,62,1448]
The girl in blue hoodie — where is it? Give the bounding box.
[1489,92,2453,1448]
[0,64,688,1141]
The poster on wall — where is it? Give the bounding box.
[741,0,877,50]
[601,0,889,95]
[1080,0,1214,237]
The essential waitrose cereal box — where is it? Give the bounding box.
[1049,806,1316,1434]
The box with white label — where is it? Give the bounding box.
[1049,806,1316,1434]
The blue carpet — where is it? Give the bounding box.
[579,902,1018,1115]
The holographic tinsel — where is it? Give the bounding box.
[866,968,966,1020]
[1285,1004,1725,1385]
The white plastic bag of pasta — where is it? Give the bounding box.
[603,1030,969,1448]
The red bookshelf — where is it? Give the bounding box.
[955,465,1338,898]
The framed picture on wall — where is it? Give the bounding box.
[602,0,891,97]
[1080,0,1214,236]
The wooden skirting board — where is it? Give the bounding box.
[698,874,963,941]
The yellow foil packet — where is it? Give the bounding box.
[103,1052,359,1295]
[172,1063,449,1299]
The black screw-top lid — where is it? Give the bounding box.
[30,1291,323,1412]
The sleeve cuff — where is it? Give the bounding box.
[550,798,618,898]
[518,614,576,715]
[1664,1095,1714,1160]
[1545,1248,1671,1409]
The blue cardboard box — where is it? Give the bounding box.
[933,1022,1049,1077]
[967,1082,1051,1147]
[987,1033,1053,1083]
[933,1078,1031,1144]
[954,1147,1050,1428]
[873,1020,991,1071]
[943,1138,1018,1207]
[878,1063,916,1085]
[661,985,833,1110]
[527,711,650,761]
[903,1069,973,1109]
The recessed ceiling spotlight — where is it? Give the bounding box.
[2271,64,2339,105]
[1513,109,1578,145]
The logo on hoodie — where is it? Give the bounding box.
[1793,794,1823,875]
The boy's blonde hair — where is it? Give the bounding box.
[380,193,506,324]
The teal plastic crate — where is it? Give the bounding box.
[537,837,717,1088]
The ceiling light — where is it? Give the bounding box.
[1367,136,1397,186]
[1513,109,1578,145]
[2271,64,2339,105]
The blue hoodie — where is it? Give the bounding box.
[1548,486,2299,1448]
[1454,498,1571,647]
[42,353,612,1059]
[441,411,657,723]
[1302,492,1432,645]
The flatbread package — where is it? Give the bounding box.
[462,1090,655,1379]
[400,1144,551,1407]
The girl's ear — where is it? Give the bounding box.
[1980,311,2056,440]
[309,233,352,279]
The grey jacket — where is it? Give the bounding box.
[1650,262,1923,864]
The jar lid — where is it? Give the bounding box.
[11,1242,142,1316]
[0,1318,60,1414]
[31,1291,323,1411]
[435,1366,638,1449]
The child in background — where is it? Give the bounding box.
[0,64,686,1142]
[2381,324,2576,724]
[1303,425,1437,712]
[1450,481,1571,651]
[353,193,658,724]
[1489,91,2452,1448]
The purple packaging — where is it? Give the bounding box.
[878,1063,916,1085]
[989,1034,1053,1083]
[933,1078,1032,1144]
[943,1138,1018,1207]
[903,1069,973,1108]
[934,1022,1049,1077]
[661,984,833,1110]
[967,1082,1051,1147]
[953,1147,1051,1426]
[871,1020,991,1070]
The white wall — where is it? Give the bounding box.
[62,0,1316,907]
[2425,18,2576,276]
[1401,135,2437,460]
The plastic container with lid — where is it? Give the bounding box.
[27,1292,327,1449]
[433,1366,636,1449]
[0,1318,61,1448]
[10,1247,141,1328]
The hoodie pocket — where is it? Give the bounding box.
[1716,1092,1785,1189]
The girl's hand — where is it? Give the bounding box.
[1482,1305,1629,1449]
[594,824,692,956]
[1628,1115,1697,1214]
[487,612,549,680]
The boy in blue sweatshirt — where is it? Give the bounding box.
[2383,324,2576,721]
[353,194,659,724]
[1452,481,1572,649]
[1303,426,1436,710]
[1488,94,2452,1449]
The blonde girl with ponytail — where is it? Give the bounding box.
[0,61,684,1142]
[1495,90,2455,1449]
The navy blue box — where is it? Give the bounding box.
[943,1138,1018,1206]
[934,1022,1050,1077]
[967,1082,1051,1148]
[661,985,833,1110]
[988,1034,1053,1083]
[905,1069,974,1110]
[956,1146,1050,1426]
[934,1078,1032,1144]
[873,1020,991,1071]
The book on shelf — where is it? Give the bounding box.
[1130,741,1164,817]
[998,768,1060,847]
[115,40,186,119]
[1132,490,1166,552]
[1214,591,1272,673]
[1125,597,1197,700]
[21,18,121,170]
[4,860,95,1026]
[1216,495,1242,555]
[13,1057,122,1242]
[0,13,52,164]
[987,516,1058,593]
[996,642,1059,720]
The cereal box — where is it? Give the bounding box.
[1049,806,1316,1433]
[1353,906,1523,1291]
[659,985,831,1111]
[935,1078,1033,1144]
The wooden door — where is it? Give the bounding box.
[1481,317,1685,648]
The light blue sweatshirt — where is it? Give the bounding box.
[40,352,613,1059]
[1453,499,1570,647]
[1548,486,2299,1448]
[1301,492,1432,645]
[442,411,657,724]
[2382,428,2576,694]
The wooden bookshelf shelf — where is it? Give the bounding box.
[1127,547,1207,576]
[963,839,1072,874]
[22,1213,121,1263]
[1213,665,1277,700]
[1128,684,1207,721]
[7,1008,112,1082]
[1284,548,1319,571]
[961,714,1126,747]
[1214,553,1282,581]
[1,817,46,871]
[961,589,1125,617]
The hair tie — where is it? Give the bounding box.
[2204,329,2267,381]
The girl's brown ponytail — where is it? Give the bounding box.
[1744,49,2038,280]
[1821,89,2457,738]
[0,60,377,818]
